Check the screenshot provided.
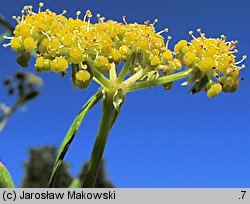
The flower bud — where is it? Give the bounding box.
[17,52,30,67]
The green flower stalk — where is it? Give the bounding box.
[3,3,247,187]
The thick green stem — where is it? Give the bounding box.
[125,70,190,92]
[82,91,118,187]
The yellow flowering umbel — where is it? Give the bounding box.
[177,29,246,97]
[3,3,247,189]
[3,3,176,89]
[3,3,246,97]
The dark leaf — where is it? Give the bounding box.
[188,74,209,94]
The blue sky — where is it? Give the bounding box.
[0,0,250,187]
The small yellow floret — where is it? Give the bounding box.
[198,57,215,72]
[35,57,44,68]
[119,45,130,55]
[183,52,196,66]
[217,58,228,73]
[11,37,22,51]
[51,57,68,72]
[94,56,110,73]
[162,49,173,62]
[207,83,222,98]
[212,83,222,93]
[23,37,36,52]
[111,49,121,62]
[151,56,160,66]
[152,49,160,56]
[138,40,150,51]
[76,70,91,81]
[174,40,188,52]
[94,56,109,67]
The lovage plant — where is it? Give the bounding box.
[3,3,246,187]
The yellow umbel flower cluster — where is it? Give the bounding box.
[176,29,246,97]
[3,3,246,97]
[4,3,182,89]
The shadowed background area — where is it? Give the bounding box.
[0,0,250,187]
